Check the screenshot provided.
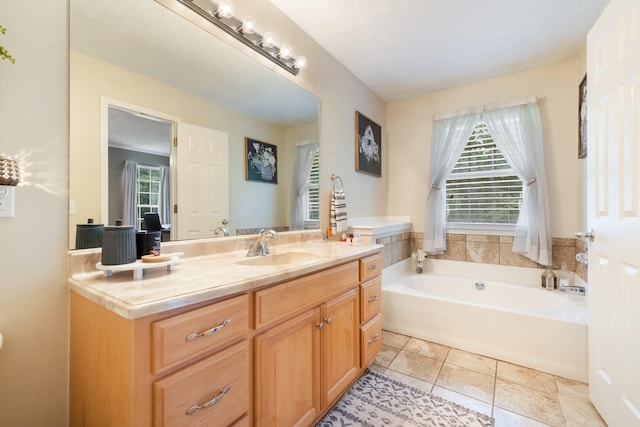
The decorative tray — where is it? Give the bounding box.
[96,252,183,280]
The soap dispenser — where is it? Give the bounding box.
[558,262,571,288]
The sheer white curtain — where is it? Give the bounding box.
[122,160,138,228]
[289,142,319,230]
[159,166,171,226]
[424,112,480,253]
[483,102,552,265]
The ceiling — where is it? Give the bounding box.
[270,0,609,101]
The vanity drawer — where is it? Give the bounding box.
[152,294,249,374]
[255,261,359,329]
[360,276,382,323]
[360,253,382,282]
[360,314,382,367]
[153,340,250,427]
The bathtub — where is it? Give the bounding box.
[382,258,588,382]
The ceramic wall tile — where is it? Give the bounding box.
[436,239,465,261]
[466,234,500,243]
[465,241,500,264]
[499,243,538,268]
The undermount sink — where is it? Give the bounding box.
[235,251,320,266]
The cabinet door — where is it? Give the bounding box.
[254,308,322,427]
[322,288,360,407]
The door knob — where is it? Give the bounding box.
[575,230,594,241]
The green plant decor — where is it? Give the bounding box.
[1,25,16,64]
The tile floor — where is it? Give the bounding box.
[371,330,607,427]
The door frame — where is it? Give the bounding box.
[99,97,179,232]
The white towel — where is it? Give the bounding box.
[330,189,348,235]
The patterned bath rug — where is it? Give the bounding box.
[317,369,494,427]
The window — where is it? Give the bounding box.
[304,149,320,225]
[136,165,161,229]
[446,122,522,226]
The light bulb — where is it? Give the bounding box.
[261,32,278,49]
[294,56,307,70]
[239,16,256,34]
[278,44,292,60]
[215,0,235,18]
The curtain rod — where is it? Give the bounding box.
[433,96,538,121]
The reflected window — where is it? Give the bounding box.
[137,164,161,229]
[304,149,320,226]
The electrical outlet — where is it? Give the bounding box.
[0,186,15,218]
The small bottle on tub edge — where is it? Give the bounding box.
[541,268,556,290]
[558,261,571,288]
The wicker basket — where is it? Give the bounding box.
[0,156,20,186]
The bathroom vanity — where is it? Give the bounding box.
[67,238,382,426]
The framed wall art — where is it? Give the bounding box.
[578,74,587,159]
[355,111,382,177]
[246,137,278,184]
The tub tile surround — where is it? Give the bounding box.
[375,330,607,427]
[409,232,589,282]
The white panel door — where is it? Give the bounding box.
[175,123,229,240]
[587,0,640,425]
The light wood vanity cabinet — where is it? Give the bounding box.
[69,250,382,427]
[359,254,383,368]
[254,261,360,426]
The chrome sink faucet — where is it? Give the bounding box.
[245,229,279,257]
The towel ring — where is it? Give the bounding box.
[331,174,344,192]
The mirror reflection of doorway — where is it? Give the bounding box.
[106,105,174,239]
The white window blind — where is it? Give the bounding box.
[136,164,161,229]
[446,122,522,225]
[305,149,320,223]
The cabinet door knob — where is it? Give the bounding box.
[186,384,231,415]
[324,317,332,325]
[316,322,324,330]
[185,318,231,342]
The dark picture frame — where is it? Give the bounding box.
[245,137,278,184]
[355,111,382,177]
[578,74,587,159]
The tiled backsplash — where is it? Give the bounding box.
[378,231,588,282]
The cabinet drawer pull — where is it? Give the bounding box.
[185,318,231,342]
[185,384,231,415]
[367,295,379,303]
[368,334,379,344]
[366,264,378,271]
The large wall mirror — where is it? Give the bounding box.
[69,0,320,249]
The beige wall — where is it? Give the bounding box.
[387,58,585,238]
[0,0,386,424]
[0,2,70,426]
[232,0,389,232]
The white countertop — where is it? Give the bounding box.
[67,240,382,320]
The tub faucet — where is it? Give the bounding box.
[559,285,586,296]
[413,249,428,273]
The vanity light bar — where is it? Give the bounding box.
[177,0,306,76]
